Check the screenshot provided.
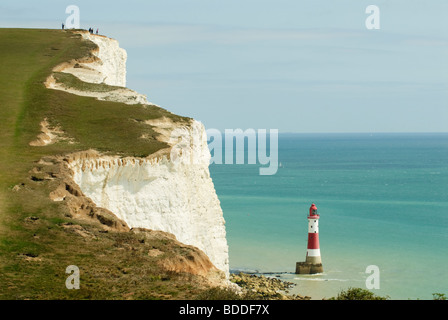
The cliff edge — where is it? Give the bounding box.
[42,31,230,277]
[0,28,229,299]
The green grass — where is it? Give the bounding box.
[0,28,203,300]
[0,27,189,197]
[13,32,189,159]
[53,72,121,93]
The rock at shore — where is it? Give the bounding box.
[230,273,311,300]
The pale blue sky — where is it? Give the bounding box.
[1,1,447,132]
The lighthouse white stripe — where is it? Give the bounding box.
[308,220,319,233]
[307,249,321,257]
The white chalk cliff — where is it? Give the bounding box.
[46,32,150,105]
[47,31,229,277]
[64,32,127,87]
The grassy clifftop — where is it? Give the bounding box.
[0,28,189,191]
[0,28,212,299]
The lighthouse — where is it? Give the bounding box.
[295,203,324,274]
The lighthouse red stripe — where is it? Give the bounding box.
[307,233,320,249]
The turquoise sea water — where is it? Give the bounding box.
[209,133,448,300]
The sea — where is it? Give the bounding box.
[208,132,448,300]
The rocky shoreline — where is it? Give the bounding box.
[230,273,311,300]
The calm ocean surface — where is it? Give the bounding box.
[209,133,448,300]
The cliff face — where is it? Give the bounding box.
[65,123,229,277]
[61,32,127,87]
[46,31,230,278]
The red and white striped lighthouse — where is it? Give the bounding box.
[306,203,322,265]
[296,203,324,274]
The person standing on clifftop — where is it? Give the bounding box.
[96,28,99,35]
[62,23,64,30]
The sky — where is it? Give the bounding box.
[1,0,447,133]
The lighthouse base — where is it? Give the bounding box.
[295,262,323,274]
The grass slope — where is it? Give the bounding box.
[0,28,205,300]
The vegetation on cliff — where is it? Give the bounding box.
[0,28,211,300]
